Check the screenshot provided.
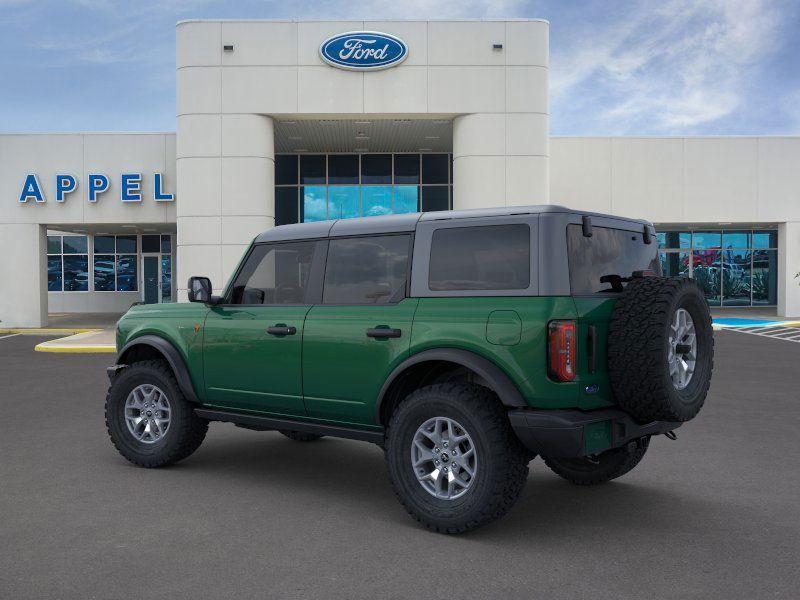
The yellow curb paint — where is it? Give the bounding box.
[0,328,100,335]
[34,343,116,354]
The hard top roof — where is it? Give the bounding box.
[253,204,651,243]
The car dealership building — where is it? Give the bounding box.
[1,18,799,327]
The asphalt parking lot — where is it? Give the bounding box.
[1,331,799,599]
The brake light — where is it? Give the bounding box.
[548,320,576,382]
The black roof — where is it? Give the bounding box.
[254,204,651,244]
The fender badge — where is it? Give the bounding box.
[585,384,599,394]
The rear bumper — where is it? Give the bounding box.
[508,407,681,458]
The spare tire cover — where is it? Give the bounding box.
[608,276,714,423]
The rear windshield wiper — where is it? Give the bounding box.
[599,270,657,293]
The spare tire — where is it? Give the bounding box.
[608,276,714,423]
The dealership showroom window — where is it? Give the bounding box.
[0,18,798,328]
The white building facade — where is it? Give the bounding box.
[1,19,798,327]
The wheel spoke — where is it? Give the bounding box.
[124,384,171,444]
[411,416,477,501]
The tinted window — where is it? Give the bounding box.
[421,186,449,212]
[116,235,137,253]
[62,235,87,254]
[230,242,316,305]
[324,235,410,304]
[422,154,448,184]
[361,154,391,184]
[141,234,160,253]
[275,187,299,225]
[328,155,358,184]
[567,224,661,294]
[300,155,325,184]
[429,225,530,291]
[275,155,298,185]
[47,235,62,254]
[394,154,419,184]
[94,235,115,253]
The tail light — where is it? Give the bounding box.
[548,320,576,382]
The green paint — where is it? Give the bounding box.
[115,289,621,425]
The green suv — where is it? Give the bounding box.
[105,206,714,533]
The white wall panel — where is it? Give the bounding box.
[550,138,612,213]
[505,20,549,66]
[758,138,800,222]
[221,21,298,66]
[177,114,221,158]
[221,66,298,114]
[683,138,758,222]
[176,67,221,115]
[427,21,505,66]
[611,138,684,223]
[176,21,221,68]
[428,67,505,114]
[364,66,428,114]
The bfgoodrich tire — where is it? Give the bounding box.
[105,360,208,468]
[386,383,529,534]
[608,276,714,423]
[543,436,650,486]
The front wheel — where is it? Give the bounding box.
[386,383,529,534]
[543,436,650,486]
[105,360,208,468]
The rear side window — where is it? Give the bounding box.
[323,235,410,304]
[230,241,316,304]
[567,224,661,294]
[428,224,530,291]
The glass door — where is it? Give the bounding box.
[142,255,160,304]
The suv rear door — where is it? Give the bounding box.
[302,234,418,425]
[202,240,323,416]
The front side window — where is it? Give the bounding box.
[230,242,316,305]
[567,225,660,294]
[428,225,530,291]
[323,235,410,304]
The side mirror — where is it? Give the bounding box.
[187,276,212,303]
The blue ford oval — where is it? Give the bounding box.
[319,31,408,71]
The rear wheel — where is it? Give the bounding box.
[543,436,650,486]
[105,360,208,468]
[386,383,529,534]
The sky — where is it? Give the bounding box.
[0,0,798,135]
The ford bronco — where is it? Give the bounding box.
[105,205,713,533]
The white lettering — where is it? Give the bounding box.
[338,38,390,62]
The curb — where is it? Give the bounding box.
[34,343,116,354]
[0,328,100,335]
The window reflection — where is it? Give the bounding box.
[394,186,419,214]
[657,229,777,307]
[302,186,327,222]
[276,153,453,223]
[328,186,360,219]
[362,186,393,216]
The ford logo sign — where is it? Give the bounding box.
[319,31,408,71]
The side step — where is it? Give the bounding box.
[195,408,385,445]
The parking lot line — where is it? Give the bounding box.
[0,333,21,341]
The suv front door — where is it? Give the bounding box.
[203,240,322,416]
[302,234,417,425]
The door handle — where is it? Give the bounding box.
[267,324,297,336]
[366,327,402,339]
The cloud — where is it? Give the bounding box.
[551,0,793,134]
